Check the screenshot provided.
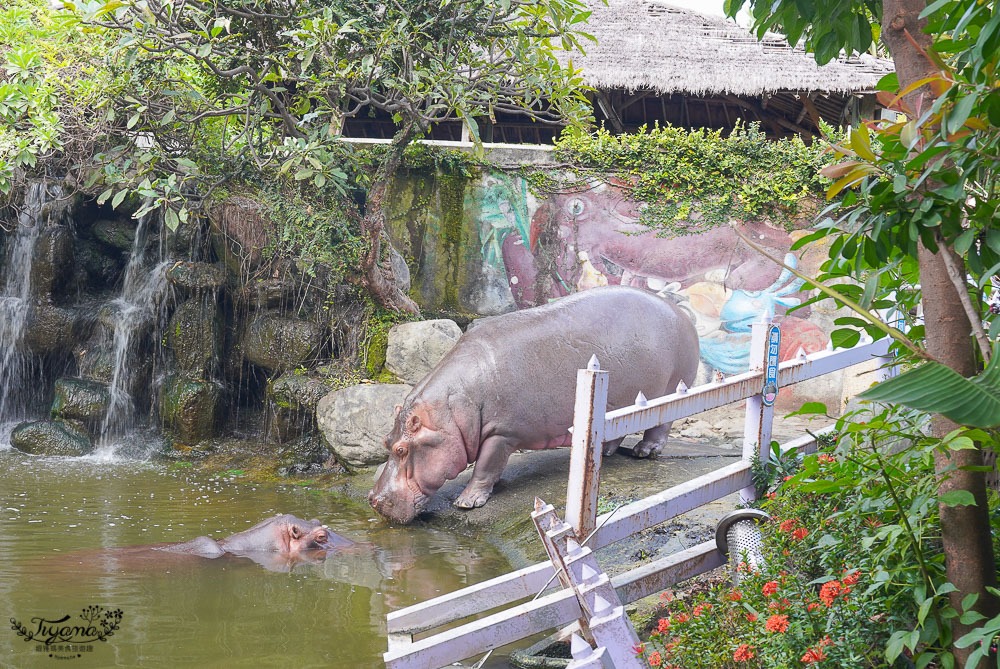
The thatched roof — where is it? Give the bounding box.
[563,0,894,97]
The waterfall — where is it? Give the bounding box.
[0,181,68,427]
[94,211,171,453]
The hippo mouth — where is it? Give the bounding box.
[370,477,431,524]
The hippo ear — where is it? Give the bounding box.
[394,404,403,417]
[290,525,302,539]
[406,413,422,433]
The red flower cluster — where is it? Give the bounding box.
[779,518,799,533]
[746,613,758,622]
[762,581,780,596]
[768,598,791,612]
[819,579,850,607]
[656,617,670,633]
[648,650,663,666]
[818,453,836,464]
[801,636,834,664]
[692,603,712,618]
[727,590,743,601]
[842,569,861,586]
[764,614,790,633]
[733,644,756,661]
[792,527,809,541]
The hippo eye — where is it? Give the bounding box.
[314,531,327,544]
[394,444,408,458]
[567,198,585,216]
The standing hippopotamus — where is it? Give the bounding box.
[368,286,699,523]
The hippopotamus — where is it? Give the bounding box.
[153,514,352,559]
[368,286,700,523]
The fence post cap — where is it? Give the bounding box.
[570,633,592,659]
[587,354,600,371]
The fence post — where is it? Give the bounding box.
[740,321,775,505]
[566,355,609,540]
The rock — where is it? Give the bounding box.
[166,297,222,379]
[247,278,297,310]
[242,314,327,373]
[277,432,343,477]
[316,383,413,467]
[23,304,77,354]
[266,371,343,442]
[207,196,273,279]
[92,218,136,251]
[165,261,226,293]
[385,319,462,384]
[51,377,110,425]
[679,419,721,440]
[10,419,92,456]
[159,376,220,444]
[74,344,115,383]
[30,225,74,297]
[389,245,411,295]
[163,217,203,256]
[76,239,123,286]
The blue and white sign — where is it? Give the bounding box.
[762,325,780,407]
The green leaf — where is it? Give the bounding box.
[858,343,1000,428]
[886,630,908,663]
[164,207,179,231]
[111,189,127,209]
[97,188,113,204]
[786,401,827,416]
[939,490,976,507]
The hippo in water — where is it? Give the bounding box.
[368,286,700,524]
[153,514,352,559]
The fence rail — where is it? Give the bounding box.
[384,322,893,668]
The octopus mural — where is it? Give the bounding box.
[474,175,829,382]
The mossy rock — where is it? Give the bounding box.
[165,261,227,293]
[159,376,220,444]
[76,239,123,287]
[92,218,136,251]
[74,344,115,383]
[10,419,92,456]
[266,371,346,443]
[23,304,77,354]
[51,377,110,425]
[30,225,74,297]
[242,314,327,373]
[166,297,222,379]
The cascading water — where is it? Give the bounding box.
[94,210,171,455]
[0,181,68,431]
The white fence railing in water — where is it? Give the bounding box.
[383,320,894,669]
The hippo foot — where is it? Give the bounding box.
[454,486,493,509]
[632,439,665,458]
[602,437,624,457]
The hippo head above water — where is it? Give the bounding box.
[217,514,346,555]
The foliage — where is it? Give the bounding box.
[45,0,594,229]
[549,121,832,234]
[639,403,1000,669]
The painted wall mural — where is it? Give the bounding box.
[472,174,828,384]
[386,170,830,385]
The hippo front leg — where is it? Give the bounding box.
[633,421,672,458]
[454,436,516,509]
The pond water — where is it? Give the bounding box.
[0,431,513,668]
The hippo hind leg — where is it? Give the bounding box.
[633,422,672,458]
[454,436,515,509]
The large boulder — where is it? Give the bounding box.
[10,419,92,456]
[242,314,327,373]
[30,225,74,297]
[159,376,220,444]
[165,261,226,294]
[51,377,110,425]
[207,196,274,279]
[266,371,339,442]
[23,304,77,354]
[91,218,136,251]
[166,297,222,379]
[76,239,123,287]
[74,344,115,383]
[385,319,462,384]
[316,383,413,467]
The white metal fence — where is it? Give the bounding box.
[384,320,893,668]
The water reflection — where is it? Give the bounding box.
[0,449,512,668]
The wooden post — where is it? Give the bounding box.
[740,321,775,504]
[566,355,608,540]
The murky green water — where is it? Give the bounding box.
[0,443,512,669]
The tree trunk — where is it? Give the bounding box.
[883,1,999,664]
[357,127,421,315]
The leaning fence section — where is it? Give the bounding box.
[383,320,894,668]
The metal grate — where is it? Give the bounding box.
[715,509,771,585]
